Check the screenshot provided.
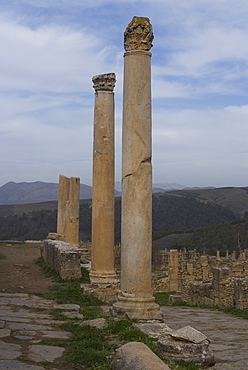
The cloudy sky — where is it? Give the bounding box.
[1,0,248,188]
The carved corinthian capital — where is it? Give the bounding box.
[124,16,154,52]
[92,73,116,92]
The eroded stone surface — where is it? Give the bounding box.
[133,322,172,339]
[28,345,64,362]
[0,329,11,338]
[41,330,71,339]
[0,340,21,360]
[158,337,215,367]
[170,325,207,344]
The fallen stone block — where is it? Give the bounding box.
[111,341,171,370]
[158,336,215,367]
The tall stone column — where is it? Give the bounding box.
[112,17,162,320]
[57,174,70,238]
[90,73,118,284]
[65,177,80,246]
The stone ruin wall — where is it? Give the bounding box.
[151,248,248,309]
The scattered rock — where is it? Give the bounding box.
[79,318,107,329]
[133,322,172,339]
[63,311,84,319]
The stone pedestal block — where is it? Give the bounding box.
[43,240,81,279]
[158,337,215,367]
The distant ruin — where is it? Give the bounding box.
[151,248,248,310]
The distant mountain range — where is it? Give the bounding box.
[115,181,186,192]
[0,181,208,205]
[1,182,247,219]
[0,181,93,205]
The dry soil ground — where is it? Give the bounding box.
[0,242,54,294]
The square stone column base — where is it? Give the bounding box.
[81,281,120,305]
[111,294,163,321]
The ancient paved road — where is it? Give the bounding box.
[0,292,83,369]
[161,306,248,370]
[0,292,248,369]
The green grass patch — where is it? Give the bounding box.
[221,306,248,319]
[61,322,113,368]
[0,253,6,259]
[34,257,63,282]
[154,291,176,306]
[33,307,47,312]
[44,282,102,307]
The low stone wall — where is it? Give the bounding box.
[41,240,82,280]
[181,267,248,309]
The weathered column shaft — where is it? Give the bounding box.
[65,177,80,246]
[90,73,117,283]
[112,17,162,320]
[57,174,69,237]
[169,249,179,292]
[121,49,152,295]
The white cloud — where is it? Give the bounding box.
[152,104,248,187]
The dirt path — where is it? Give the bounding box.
[0,242,54,294]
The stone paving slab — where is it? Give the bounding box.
[0,329,11,338]
[0,340,21,360]
[28,344,65,362]
[0,360,45,369]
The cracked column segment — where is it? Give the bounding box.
[112,17,162,321]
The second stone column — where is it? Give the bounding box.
[90,73,118,285]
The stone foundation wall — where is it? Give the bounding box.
[41,240,82,280]
[181,267,248,309]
